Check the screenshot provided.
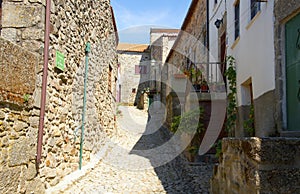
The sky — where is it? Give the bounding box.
[111,0,192,44]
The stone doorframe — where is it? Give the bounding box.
[274,2,300,136]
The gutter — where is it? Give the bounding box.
[36,0,51,169]
[206,0,210,79]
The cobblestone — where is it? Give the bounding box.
[50,106,213,193]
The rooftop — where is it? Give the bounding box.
[150,28,180,34]
[117,43,149,53]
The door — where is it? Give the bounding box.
[220,32,226,84]
[286,12,300,131]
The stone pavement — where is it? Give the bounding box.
[49,105,213,194]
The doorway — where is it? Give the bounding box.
[285,12,300,131]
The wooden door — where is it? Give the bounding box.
[286,12,300,131]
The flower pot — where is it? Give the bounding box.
[201,84,209,93]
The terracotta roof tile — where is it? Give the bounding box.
[117,43,149,52]
[150,28,180,34]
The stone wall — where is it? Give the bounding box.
[164,0,207,127]
[0,37,39,105]
[117,50,150,106]
[149,29,179,94]
[0,37,43,193]
[236,90,277,138]
[1,0,45,55]
[0,0,118,193]
[211,138,300,194]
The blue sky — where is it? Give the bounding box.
[111,0,192,44]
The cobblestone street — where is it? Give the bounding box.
[48,106,213,194]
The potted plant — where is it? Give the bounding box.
[201,80,209,93]
[191,68,202,92]
[183,69,190,76]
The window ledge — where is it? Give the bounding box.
[231,36,240,50]
[246,11,261,30]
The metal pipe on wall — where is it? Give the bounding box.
[206,0,210,80]
[79,42,91,170]
[36,0,51,169]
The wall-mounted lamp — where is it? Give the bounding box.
[214,18,223,29]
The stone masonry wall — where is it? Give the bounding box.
[164,0,207,126]
[118,51,150,105]
[0,37,42,193]
[211,138,300,194]
[0,0,118,193]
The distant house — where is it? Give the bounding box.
[117,43,150,108]
[161,0,227,162]
[149,28,179,107]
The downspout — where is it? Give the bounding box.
[36,0,51,169]
[79,42,91,170]
[206,0,210,79]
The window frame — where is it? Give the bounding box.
[234,0,240,40]
[135,65,147,75]
[250,0,260,20]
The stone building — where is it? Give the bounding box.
[0,0,118,193]
[150,28,180,107]
[117,43,150,108]
[149,28,179,106]
[162,0,226,161]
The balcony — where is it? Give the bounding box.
[171,62,227,95]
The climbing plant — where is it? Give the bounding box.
[171,107,204,134]
[243,104,255,136]
[171,107,205,159]
[224,56,237,137]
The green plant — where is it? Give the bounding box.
[191,68,202,84]
[171,107,204,134]
[116,104,123,116]
[142,87,150,94]
[23,94,30,103]
[243,104,255,136]
[215,140,222,158]
[224,56,237,136]
[188,145,199,155]
[116,109,122,116]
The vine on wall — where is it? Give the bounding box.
[224,56,237,137]
[243,104,255,136]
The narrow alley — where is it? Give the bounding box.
[1,0,300,193]
[50,105,213,193]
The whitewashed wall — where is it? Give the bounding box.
[226,0,275,105]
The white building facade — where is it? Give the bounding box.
[209,0,276,137]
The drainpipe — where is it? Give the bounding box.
[206,0,210,80]
[79,42,91,170]
[36,0,51,169]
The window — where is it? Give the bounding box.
[250,0,260,20]
[135,65,147,74]
[108,65,112,92]
[234,1,240,40]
